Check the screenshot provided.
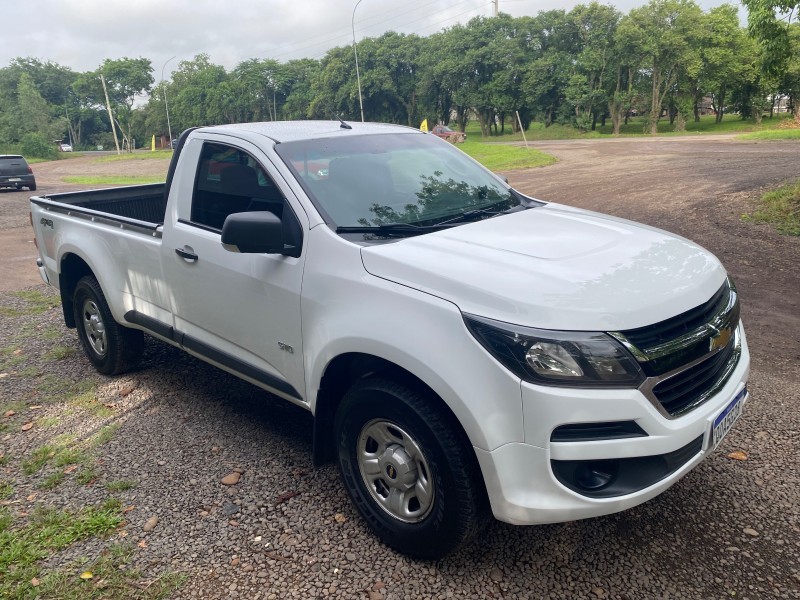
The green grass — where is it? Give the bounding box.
[23,445,55,475]
[37,374,96,405]
[746,179,800,235]
[89,424,119,448]
[71,390,113,419]
[44,346,77,361]
[737,128,800,141]
[459,139,556,171]
[76,464,98,486]
[462,113,797,141]
[0,290,60,317]
[62,175,163,185]
[40,471,65,490]
[94,150,173,162]
[32,543,186,600]
[0,500,182,600]
[105,479,136,493]
[0,482,12,500]
[22,441,88,476]
[0,346,26,370]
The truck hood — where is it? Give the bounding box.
[359,203,726,331]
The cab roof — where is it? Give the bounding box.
[195,120,422,144]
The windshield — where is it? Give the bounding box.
[274,133,517,228]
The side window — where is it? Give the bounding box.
[191,143,284,230]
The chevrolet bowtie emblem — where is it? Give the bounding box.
[709,326,732,352]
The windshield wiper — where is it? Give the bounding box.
[335,222,455,237]
[433,207,504,226]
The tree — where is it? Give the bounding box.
[3,72,64,142]
[282,59,320,119]
[73,58,153,151]
[698,6,755,124]
[521,10,576,128]
[565,3,620,132]
[168,54,228,130]
[623,0,704,134]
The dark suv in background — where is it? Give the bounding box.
[0,155,36,191]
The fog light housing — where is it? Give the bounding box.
[551,435,703,498]
[574,461,618,491]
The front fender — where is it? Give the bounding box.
[301,227,524,452]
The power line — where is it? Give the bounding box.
[268,0,489,62]
[267,0,453,61]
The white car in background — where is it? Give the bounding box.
[59,143,73,152]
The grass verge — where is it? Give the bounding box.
[737,129,800,141]
[61,176,163,185]
[459,140,556,170]
[94,151,173,163]
[463,113,797,141]
[746,179,800,235]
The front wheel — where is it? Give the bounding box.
[334,377,488,559]
[73,275,143,375]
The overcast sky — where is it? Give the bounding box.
[4,0,744,78]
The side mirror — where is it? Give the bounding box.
[221,211,284,254]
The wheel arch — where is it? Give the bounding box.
[59,252,95,329]
[312,352,478,474]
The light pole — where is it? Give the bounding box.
[352,0,365,122]
[161,55,177,148]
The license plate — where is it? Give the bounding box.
[8,177,21,182]
[711,386,746,449]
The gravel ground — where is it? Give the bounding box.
[1,141,799,599]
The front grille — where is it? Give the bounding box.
[624,283,730,350]
[615,279,742,418]
[651,337,737,416]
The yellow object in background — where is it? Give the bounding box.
[151,135,156,151]
[420,119,428,132]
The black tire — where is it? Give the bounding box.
[28,183,36,191]
[73,275,144,375]
[334,377,488,559]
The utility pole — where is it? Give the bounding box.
[99,74,121,154]
[64,100,73,147]
[492,0,498,17]
[161,56,177,149]
[352,0,365,122]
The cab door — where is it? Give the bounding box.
[160,135,308,403]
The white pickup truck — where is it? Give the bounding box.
[30,121,749,558]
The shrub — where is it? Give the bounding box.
[20,133,58,160]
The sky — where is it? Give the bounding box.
[3,0,745,78]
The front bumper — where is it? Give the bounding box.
[476,323,750,525]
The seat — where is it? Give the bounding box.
[220,164,260,198]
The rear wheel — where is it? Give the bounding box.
[334,377,488,559]
[73,275,143,375]
[28,183,36,191]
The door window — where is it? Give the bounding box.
[191,143,284,230]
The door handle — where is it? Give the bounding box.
[175,247,199,262]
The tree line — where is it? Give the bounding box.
[1,0,798,154]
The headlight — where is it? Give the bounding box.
[464,314,645,388]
